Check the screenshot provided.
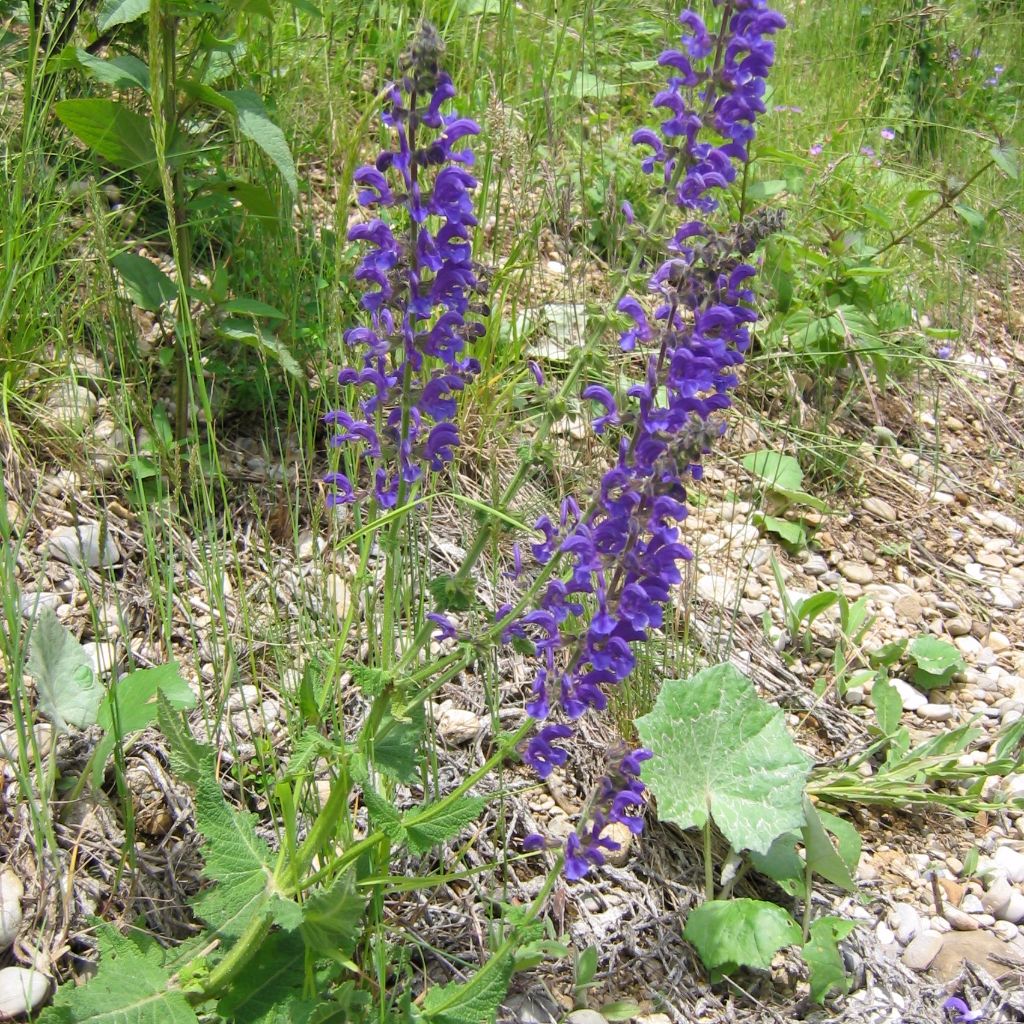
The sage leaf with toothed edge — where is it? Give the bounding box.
[38,922,198,1024]
[636,663,811,854]
[27,607,101,733]
[421,948,515,1024]
[404,795,490,855]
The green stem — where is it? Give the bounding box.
[873,158,995,259]
[703,819,714,901]
[188,912,273,1004]
[801,859,813,944]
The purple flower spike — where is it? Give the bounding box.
[324,21,486,507]
[513,0,786,880]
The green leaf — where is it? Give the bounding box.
[111,253,177,311]
[753,513,807,549]
[65,48,151,90]
[743,450,803,492]
[801,798,856,892]
[192,776,275,937]
[218,297,288,319]
[218,319,302,378]
[748,833,806,897]
[43,922,199,1024]
[221,89,297,195]
[907,636,964,689]
[745,179,789,201]
[803,916,858,1003]
[283,731,337,779]
[215,930,309,1021]
[361,786,406,844]
[299,871,366,956]
[794,591,840,632]
[92,664,196,785]
[427,574,476,612]
[54,99,156,175]
[871,674,903,736]
[373,705,425,782]
[97,0,149,29]
[404,795,489,855]
[600,1002,643,1021]
[814,809,861,877]
[200,179,280,221]
[27,607,101,732]
[156,692,215,784]
[422,950,515,1024]
[990,142,1020,181]
[575,945,598,990]
[636,663,811,854]
[684,899,801,975]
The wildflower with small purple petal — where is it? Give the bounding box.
[943,996,984,1023]
[511,0,786,879]
[880,127,895,140]
[326,21,486,508]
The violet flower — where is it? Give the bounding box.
[943,996,984,1023]
[325,21,486,508]
[514,0,786,878]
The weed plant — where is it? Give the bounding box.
[0,0,1021,1019]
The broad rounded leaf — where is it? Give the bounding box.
[27,607,101,732]
[684,898,801,974]
[97,0,149,30]
[636,663,811,853]
[742,450,803,492]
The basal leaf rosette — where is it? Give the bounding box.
[636,662,811,854]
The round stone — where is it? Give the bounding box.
[902,930,944,971]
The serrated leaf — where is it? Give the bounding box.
[97,0,149,30]
[27,607,101,732]
[427,574,476,612]
[803,916,858,1003]
[193,775,275,937]
[684,899,801,974]
[422,951,514,1024]
[156,692,214,784]
[299,871,366,956]
[373,705,425,782]
[92,664,196,785]
[221,89,297,195]
[43,922,199,1024]
[404,795,489,855]
[802,797,856,892]
[215,930,310,1022]
[636,664,811,854]
[54,99,156,174]
[111,253,177,311]
[283,731,337,779]
[349,664,391,697]
[361,786,406,844]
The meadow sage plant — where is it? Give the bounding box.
[512,0,787,880]
[325,21,486,510]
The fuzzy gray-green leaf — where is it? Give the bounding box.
[636,663,811,854]
[27,607,101,732]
